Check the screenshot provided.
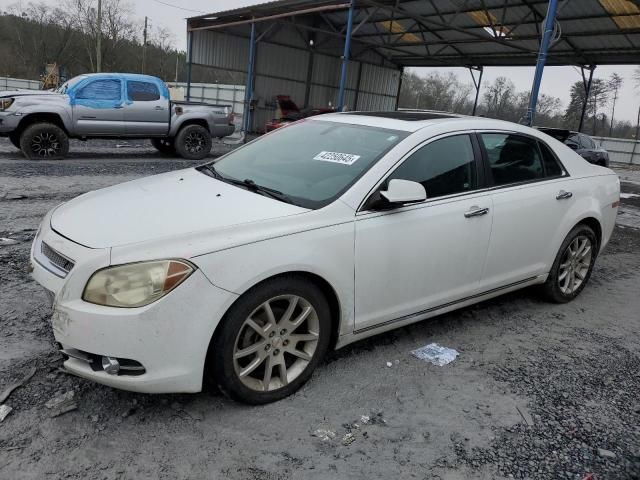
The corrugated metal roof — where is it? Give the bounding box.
[188,0,640,66]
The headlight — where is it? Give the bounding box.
[0,98,14,111]
[83,260,194,308]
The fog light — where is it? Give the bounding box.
[102,356,120,375]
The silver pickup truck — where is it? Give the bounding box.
[0,73,235,160]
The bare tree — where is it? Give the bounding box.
[608,73,623,137]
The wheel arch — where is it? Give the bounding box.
[171,117,210,137]
[574,216,602,253]
[17,112,69,136]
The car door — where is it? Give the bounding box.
[353,133,494,332]
[478,131,572,290]
[123,79,170,136]
[72,78,125,135]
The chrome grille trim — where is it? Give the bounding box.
[41,241,75,273]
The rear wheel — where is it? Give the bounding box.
[174,124,212,160]
[210,276,331,404]
[150,138,176,156]
[542,224,597,303]
[19,123,69,160]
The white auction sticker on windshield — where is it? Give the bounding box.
[313,151,361,165]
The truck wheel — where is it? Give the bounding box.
[19,123,69,160]
[150,138,177,156]
[175,124,212,160]
[8,133,21,150]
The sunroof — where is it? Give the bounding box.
[345,111,458,121]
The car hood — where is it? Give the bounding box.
[50,168,309,249]
[0,89,60,98]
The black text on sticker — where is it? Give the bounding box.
[313,151,361,165]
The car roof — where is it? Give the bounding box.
[71,73,163,83]
[314,110,531,133]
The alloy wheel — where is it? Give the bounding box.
[558,235,593,294]
[30,132,61,157]
[233,295,320,392]
[184,132,205,154]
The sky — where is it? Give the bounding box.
[1,0,638,123]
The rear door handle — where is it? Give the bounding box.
[154,106,165,111]
[556,190,573,200]
[113,105,124,109]
[464,206,490,218]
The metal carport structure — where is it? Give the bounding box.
[186,0,640,133]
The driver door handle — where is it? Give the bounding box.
[464,206,490,218]
[556,190,573,200]
[154,106,165,110]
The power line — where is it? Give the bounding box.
[150,0,206,13]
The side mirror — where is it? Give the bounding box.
[380,179,427,205]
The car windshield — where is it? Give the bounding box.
[209,120,408,209]
[54,76,85,94]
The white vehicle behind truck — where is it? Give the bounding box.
[0,73,235,160]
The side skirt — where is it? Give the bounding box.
[335,274,548,349]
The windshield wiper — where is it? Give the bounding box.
[198,165,295,205]
[236,178,295,205]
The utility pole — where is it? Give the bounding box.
[96,0,102,72]
[142,16,148,74]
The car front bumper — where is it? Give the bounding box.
[31,215,238,394]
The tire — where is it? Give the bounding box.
[210,276,332,404]
[541,224,598,303]
[8,133,20,150]
[174,124,212,160]
[19,123,69,160]
[150,138,177,156]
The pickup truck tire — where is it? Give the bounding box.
[8,133,21,150]
[19,123,69,160]
[150,138,177,156]
[175,124,212,160]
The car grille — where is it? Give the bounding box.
[41,241,75,273]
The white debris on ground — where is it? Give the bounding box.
[0,404,12,422]
[341,432,356,446]
[311,429,336,441]
[411,343,459,366]
[0,238,19,246]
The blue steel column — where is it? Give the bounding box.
[525,0,559,126]
[337,1,355,111]
[243,21,257,134]
[186,31,194,101]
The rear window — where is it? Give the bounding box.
[127,81,160,101]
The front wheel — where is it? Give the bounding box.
[8,133,20,150]
[542,224,597,303]
[19,123,69,160]
[210,276,331,404]
[174,124,212,160]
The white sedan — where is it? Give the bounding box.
[31,112,620,404]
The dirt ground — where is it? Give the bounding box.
[1,138,639,480]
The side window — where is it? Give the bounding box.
[538,141,564,177]
[480,133,544,186]
[388,134,477,199]
[76,79,121,100]
[127,81,160,101]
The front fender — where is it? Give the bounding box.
[191,222,355,336]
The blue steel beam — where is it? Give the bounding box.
[525,0,559,126]
[337,1,355,111]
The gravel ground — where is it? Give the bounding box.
[1,139,639,480]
